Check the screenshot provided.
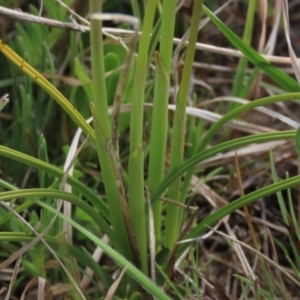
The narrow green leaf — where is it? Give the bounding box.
[151,131,296,202]
[178,174,300,255]
[35,200,171,300]
[0,145,110,219]
[203,5,300,92]
[0,188,117,246]
[165,0,204,248]
[129,145,147,274]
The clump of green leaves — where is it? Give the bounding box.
[1,0,300,299]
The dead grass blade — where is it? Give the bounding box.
[159,197,198,210]
[0,226,48,271]
[61,134,89,244]
[61,135,90,284]
[0,202,86,300]
[80,235,109,290]
[2,6,300,65]
[167,210,199,278]
[177,216,227,244]
[207,226,300,289]
[264,0,281,55]
[197,96,298,128]
[104,266,128,300]
[93,13,142,272]
[189,267,231,300]
[224,222,256,281]
[146,187,156,284]
[258,0,267,53]
[234,152,259,250]
[20,277,39,300]
[49,283,71,297]
[37,277,46,300]
[4,256,21,300]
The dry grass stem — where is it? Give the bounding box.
[0,6,299,65]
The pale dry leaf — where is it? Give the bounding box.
[0,202,86,300]
[4,256,21,300]
[1,6,300,65]
[20,277,39,300]
[197,96,298,129]
[208,226,300,288]
[0,93,9,112]
[146,187,156,284]
[0,228,48,271]
[224,222,255,281]
[49,283,71,296]
[264,0,281,55]
[258,0,267,53]
[62,134,89,245]
[80,235,109,290]
[104,266,128,300]
[37,277,46,300]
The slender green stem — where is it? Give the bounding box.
[108,16,142,271]
[148,0,177,243]
[164,0,203,249]
[231,0,257,98]
[129,1,156,153]
[89,0,131,259]
[128,0,157,274]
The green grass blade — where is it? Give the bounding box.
[202,5,300,92]
[128,0,157,272]
[0,39,95,141]
[234,275,273,300]
[0,188,117,246]
[89,2,132,260]
[0,145,109,218]
[165,0,204,248]
[0,232,113,291]
[269,150,288,224]
[198,93,300,153]
[148,0,177,242]
[151,130,295,202]
[177,174,300,256]
[231,0,257,98]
